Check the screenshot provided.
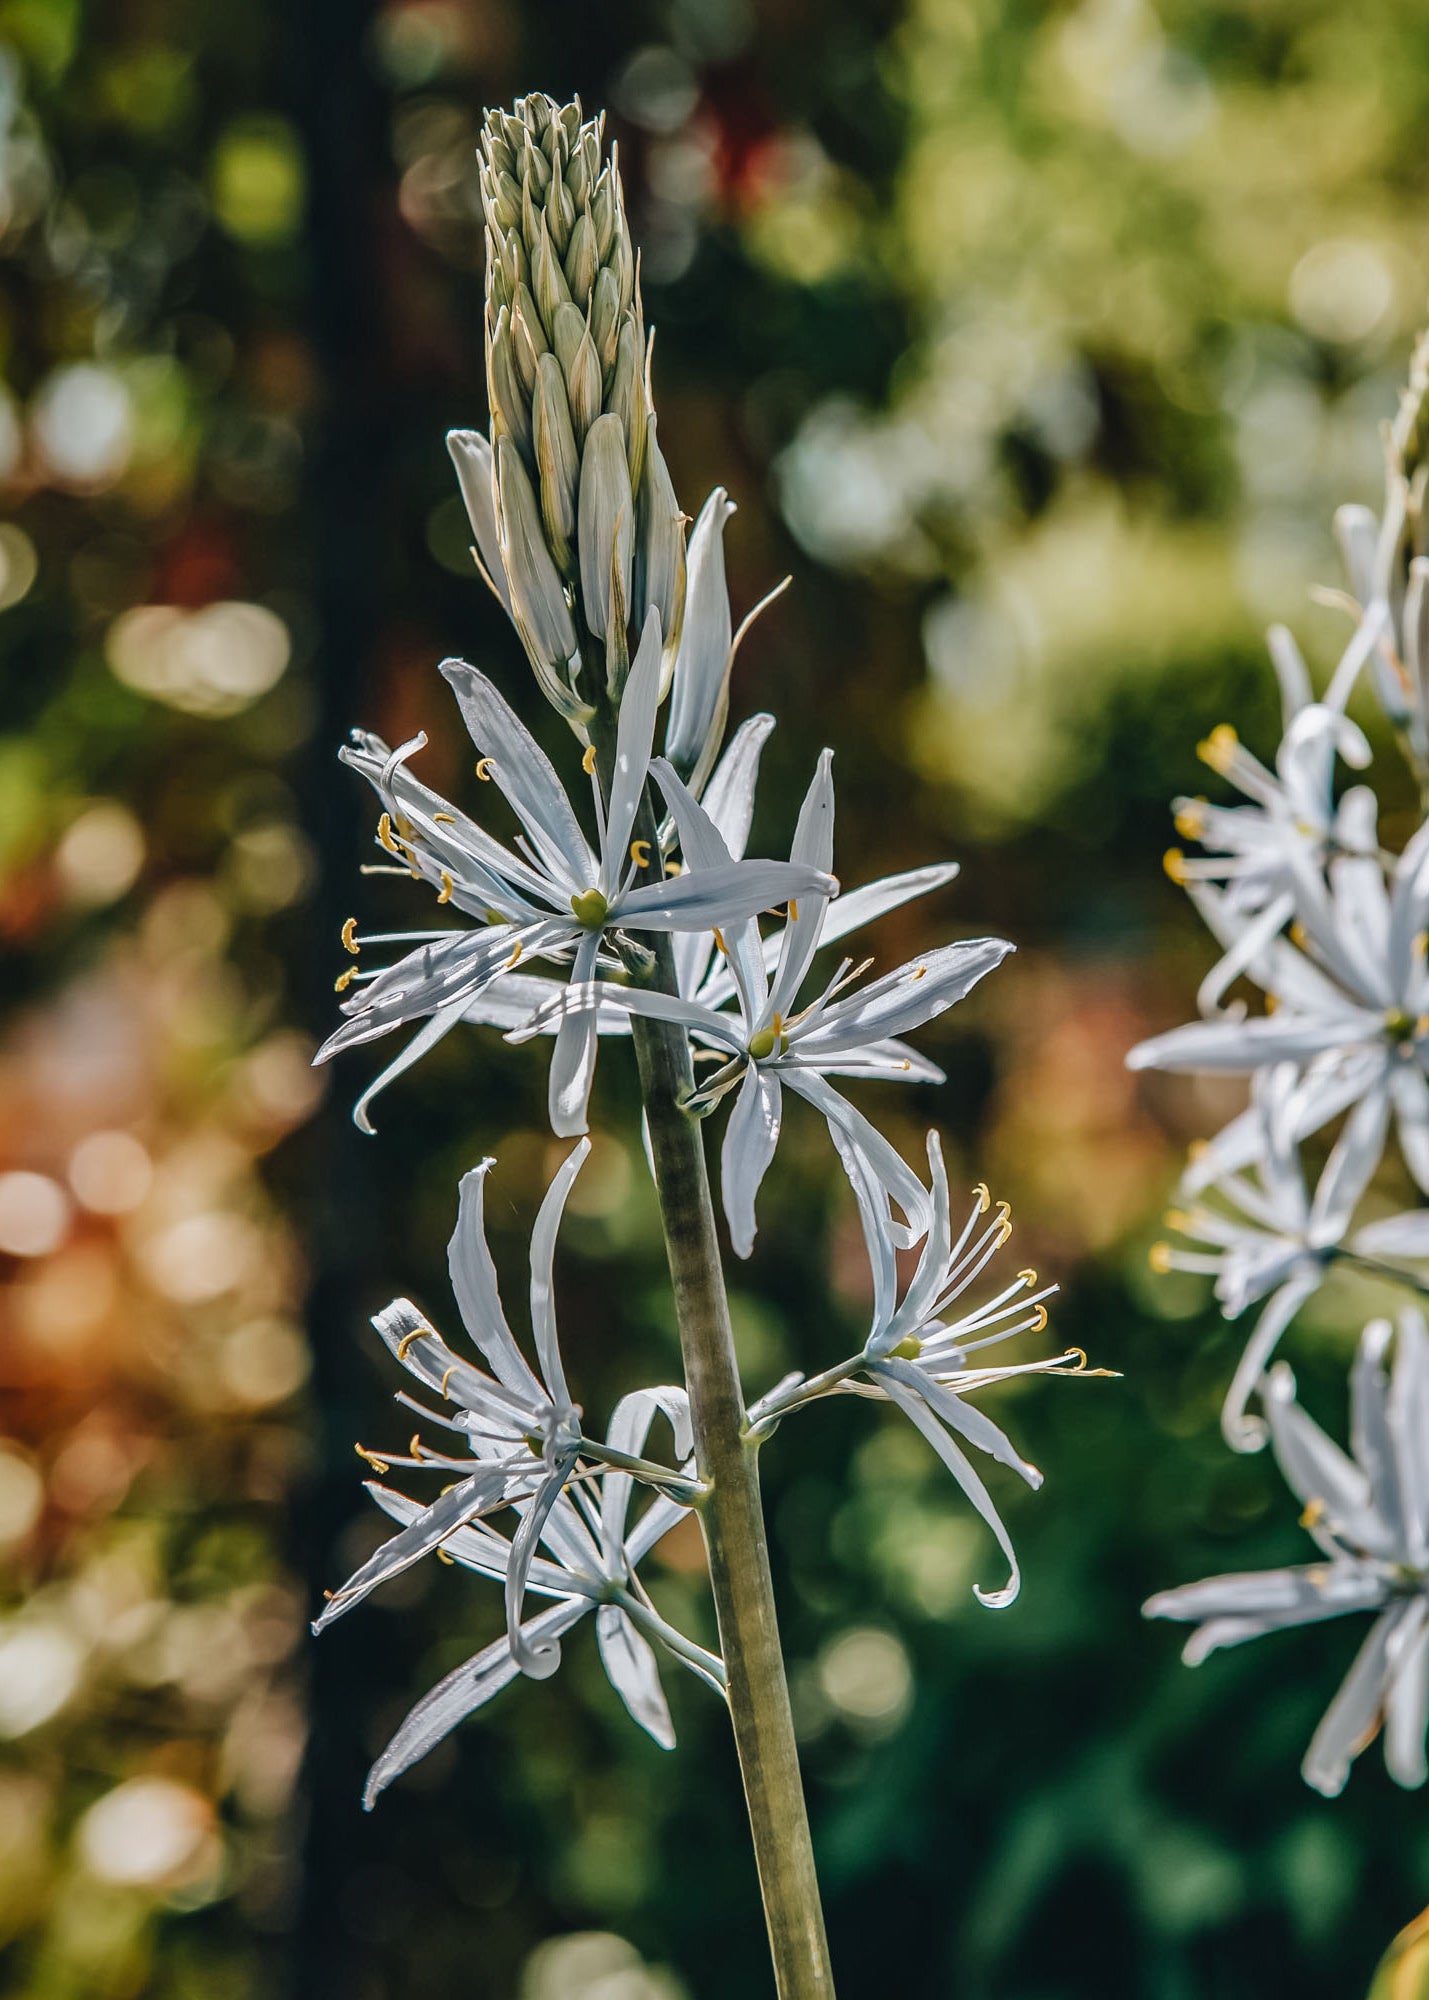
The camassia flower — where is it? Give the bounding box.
[1149,1063,1429,1450]
[515,750,1007,1254]
[316,613,835,1135]
[748,1131,1097,1608]
[1129,804,1429,1193]
[316,1143,592,1662]
[358,1384,723,1810]
[1145,1313,1429,1799]
[1163,628,1371,1015]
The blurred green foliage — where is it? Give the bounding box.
[5,2,1429,1998]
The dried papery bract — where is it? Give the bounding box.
[1132,327,1429,1797]
[315,92,1098,1997]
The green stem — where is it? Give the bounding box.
[589,697,836,1999]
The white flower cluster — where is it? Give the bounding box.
[1135,331,1429,1794]
[314,94,1100,1811]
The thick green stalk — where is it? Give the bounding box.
[589,705,835,1997]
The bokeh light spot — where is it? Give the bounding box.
[30,363,134,488]
[55,802,145,906]
[0,1171,70,1257]
[68,1130,153,1215]
[76,1777,214,1886]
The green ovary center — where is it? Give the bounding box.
[748,1014,788,1062]
[889,1334,923,1361]
[570,888,609,929]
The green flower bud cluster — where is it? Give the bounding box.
[478,93,686,719]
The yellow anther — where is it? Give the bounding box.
[334,967,358,993]
[629,838,651,868]
[437,870,454,905]
[436,1546,456,1565]
[972,1182,991,1214]
[1300,1496,1327,1530]
[910,964,928,981]
[995,1200,1013,1244]
[788,899,799,922]
[476,757,495,781]
[1066,1346,1087,1369]
[1149,1242,1173,1273]
[1187,1138,1209,1161]
[1289,920,1308,949]
[582,743,598,775]
[355,1443,390,1474]
[712,926,729,955]
[665,860,682,878]
[1017,1268,1038,1286]
[341,916,360,955]
[322,1589,335,1601]
[1416,931,1429,960]
[1030,1304,1049,1332]
[395,1327,428,1361]
[1164,1208,1188,1231]
[440,1365,457,1399]
[377,811,403,856]
[1174,800,1208,841]
[1264,994,1279,1014]
[1196,723,1239,774]
[409,1434,424,1460]
[395,813,414,840]
[505,938,524,968]
[434,812,456,825]
[1162,848,1188,885]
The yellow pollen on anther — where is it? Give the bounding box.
[1066,1346,1087,1369]
[1416,931,1429,959]
[1300,1496,1327,1529]
[910,964,928,981]
[1264,994,1279,1015]
[440,1365,457,1398]
[1164,1208,1188,1231]
[788,899,799,922]
[1030,1304,1048,1332]
[355,1443,390,1474]
[1018,1268,1037,1286]
[712,926,729,955]
[582,743,598,775]
[1149,1242,1173,1273]
[409,1434,424,1460]
[334,967,358,993]
[377,812,403,856]
[1187,1138,1209,1161]
[476,757,495,781]
[437,871,454,905]
[433,812,456,825]
[994,1200,1013,1245]
[665,860,682,878]
[395,1327,428,1361]
[1197,723,1239,773]
[1174,801,1208,840]
[629,838,651,868]
[505,939,524,968]
[1163,848,1188,885]
[973,1182,991,1213]
[395,814,414,840]
[341,917,360,955]
[1290,920,1308,949]
[436,1547,455,1565]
